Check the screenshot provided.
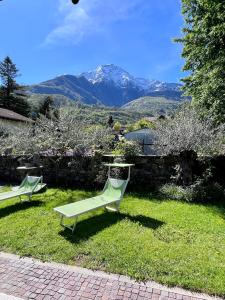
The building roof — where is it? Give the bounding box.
[0,108,34,123]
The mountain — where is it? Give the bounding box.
[81,64,181,92]
[29,64,184,107]
[30,75,101,105]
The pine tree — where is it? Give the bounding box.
[39,96,53,118]
[0,56,30,117]
[39,96,59,120]
[108,115,114,128]
[0,56,19,98]
[176,0,225,124]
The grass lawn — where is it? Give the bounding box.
[0,188,225,296]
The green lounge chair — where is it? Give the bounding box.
[54,163,134,233]
[0,176,43,203]
[12,182,47,193]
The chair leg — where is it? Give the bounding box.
[19,195,31,203]
[116,201,120,212]
[60,215,78,233]
[105,202,120,212]
[72,217,78,233]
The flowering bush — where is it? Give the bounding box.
[0,109,112,156]
[154,105,225,155]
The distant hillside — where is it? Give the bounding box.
[61,103,156,125]
[27,95,156,125]
[29,64,184,107]
[122,96,186,115]
[27,93,73,112]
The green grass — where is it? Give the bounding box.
[0,188,225,296]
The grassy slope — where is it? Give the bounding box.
[0,188,225,296]
[122,96,183,114]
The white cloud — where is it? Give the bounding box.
[43,0,144,46]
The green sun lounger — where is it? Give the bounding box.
[0,176,43,203]
[54,163,134,233]
[12,183,47,193]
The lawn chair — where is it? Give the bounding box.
[0,176,43,203]
[54,163,134,233]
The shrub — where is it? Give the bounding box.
[159,182,225,204]
[112,139,141,158]
[126,118,156,133]
[113,121,122,131]
[155,105,225,156]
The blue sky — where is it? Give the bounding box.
[0,0,184,84]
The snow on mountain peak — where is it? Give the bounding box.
[81,64,136,87]
[81,64,181,92]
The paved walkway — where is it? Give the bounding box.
[0,252,222,300]
[0,293,24,300]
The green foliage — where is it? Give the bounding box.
[177,0,225,124]
[107,115,114,128]
[113,121,121,131]
[39,96,53,117]
[113,139,141,157]
[27,96,156,126]
[38,95,59,120]
[0,189,225,296]
[159,182,225,203]
[127,118,156,132]
[4,94,31,117]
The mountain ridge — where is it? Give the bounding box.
[29,64,184,107]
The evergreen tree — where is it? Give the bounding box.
[39,96,53,118]
[0,56,19,98]
[108,115,114,128]
[0,56,30,117]
[176,0,225,124]
[9,93,31,117]
[39,95,59,120]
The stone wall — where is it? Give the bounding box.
[0,154,224,191]
[0,154,177,191]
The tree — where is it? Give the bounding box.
[155,105,224,156]
[155,105,225,186]
[39,96,56,119]
[8,93,31,117]
[113,121,121,131]
[176,0,225,124]
[0,56,30,117]
[108,115,114,128]
[0,56,19,98]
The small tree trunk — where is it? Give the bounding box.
[175,150,198,186]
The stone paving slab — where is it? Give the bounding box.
[0,252,222,300]
[0,293,24,300]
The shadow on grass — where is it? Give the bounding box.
[0,200,43,219]
[60,212,164,243]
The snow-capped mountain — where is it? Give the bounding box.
[81,64,181,92]
[81,64,135,87]
[30,64,184,107]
